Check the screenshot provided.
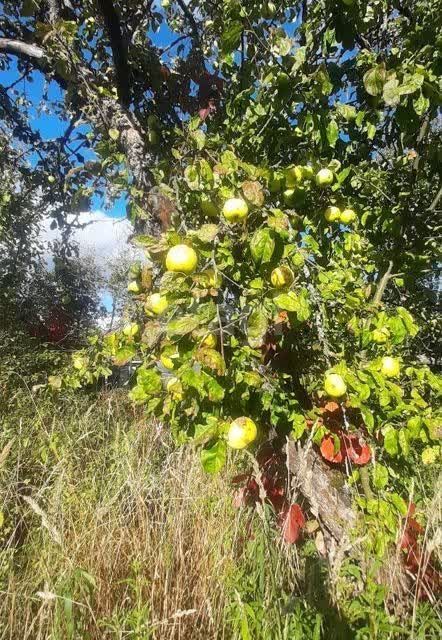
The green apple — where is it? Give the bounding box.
[227,417,258,449]
[342,0,355,6]
[222,197,249,223]
[340,208,357,224]
[315,168,334,187]
[302,164,315,181]
[381,356,400,378]
[324,206,341,222]
[166,244,198,273]
[324,373,347,398]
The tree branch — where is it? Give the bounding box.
[373,260,394,305]
[96,0,131,106]
[428,184,442,212]
[0,38,44,60]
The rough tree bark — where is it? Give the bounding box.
[287,440,357,543]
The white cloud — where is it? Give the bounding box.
[41,211,134,262]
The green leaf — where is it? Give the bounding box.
[399,73,424,96]
[250,228,275,264]
[141,321,163,348]
[113,346,136,366]
[296,288,311,321]
[398,428,410,457]
[242,180,265,206]
[326,119,339,148]
[383,78,401,106]
[202,372,225,402]
[195,300,217,325]
[189,224,219,243]
[221,21,243,53]
[383,427,398,456]
[388,493,408,516]
[198,159,214,186]
[195,348,226,376]
[200,440,227,474]
[273,291,299,312]
[363,65,386,96]
[167,315,200,337]
[184,165,200,190]
[366,122,376,140]
[372,464,389,490]
[191,129,206,150]
[413,92,429,115]
[247,309,268,348]
[129,368,162,403]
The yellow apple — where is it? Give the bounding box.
[227,417,258,449]
[324,373,347,398]
[324,206,341,222]
[315,168,334,187]
[222,197,249,223]
[285,165,304,187]
[127,280,140,294]
[340,208,357,224]
[271,266,295,289]
[166,244,198,274]
[381,356,400,378]
[147,293,169,315]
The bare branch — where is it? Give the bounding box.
[96,0,131,106]
[0,38,44,60]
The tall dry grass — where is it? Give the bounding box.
[0,391,245,639]
[1,389,440,639]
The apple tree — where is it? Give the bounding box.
[1,0,441,609]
